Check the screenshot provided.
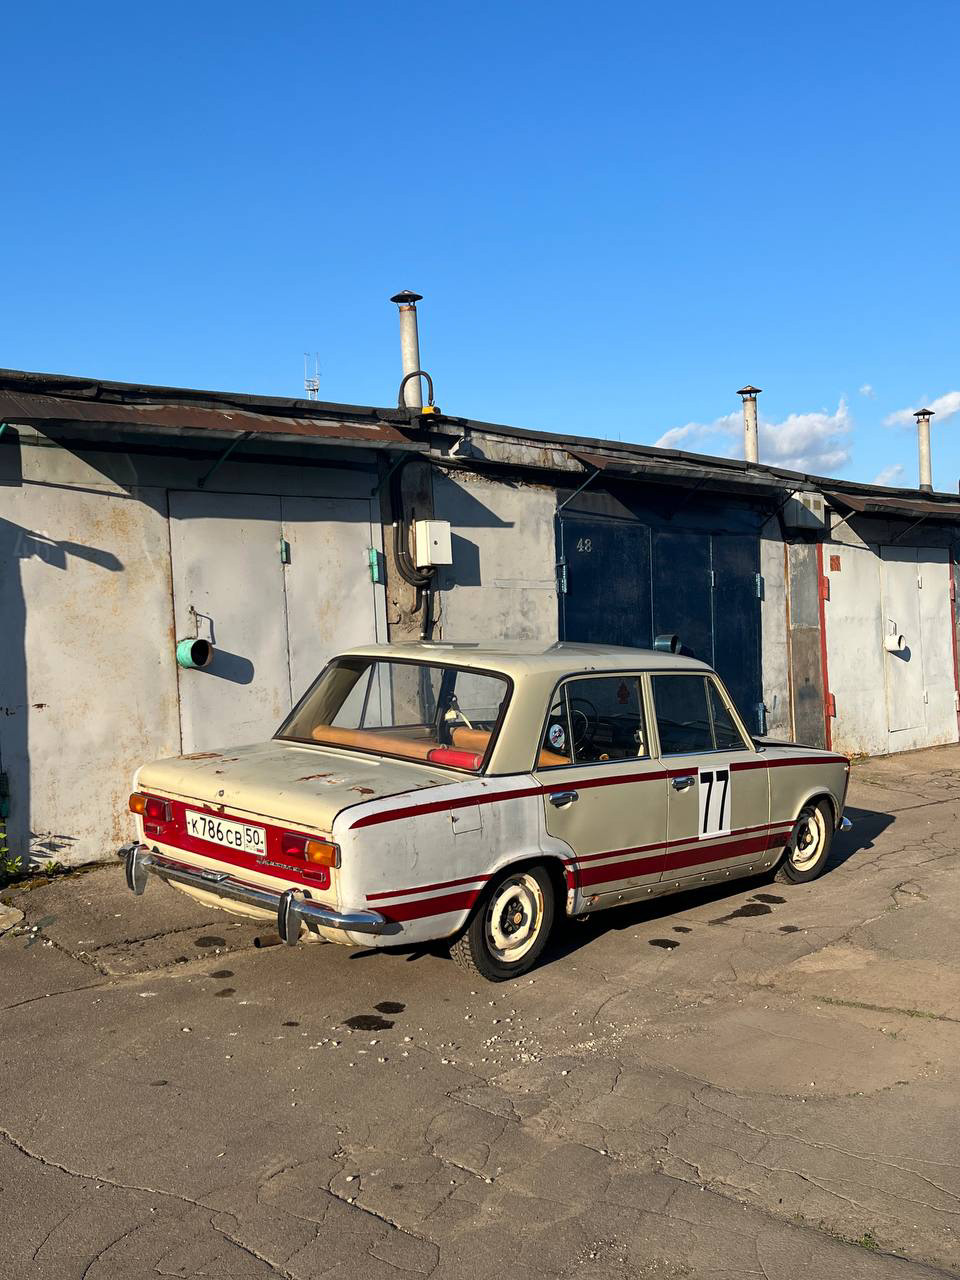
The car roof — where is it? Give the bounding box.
[338,641,713,678]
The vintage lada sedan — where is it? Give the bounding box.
[120,643,851,980]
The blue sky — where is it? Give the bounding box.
[3,1,958,489]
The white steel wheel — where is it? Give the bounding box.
[776,801,834,884]
[451,865,555,981]
[485,872,544,963]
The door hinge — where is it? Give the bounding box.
[923,688,929,704]
[279,537,291,565]
[756,701,767,734]
[918,573,923,589]
[820,575,830,601]
[954,691,959,711]
[825,692,837,717]
[756,572,763,600]
[557,558,568,594]
[368,547,384,584]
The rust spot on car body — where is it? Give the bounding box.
[298,773,331,781]
[350,786,375,795]
[182,751,222,760]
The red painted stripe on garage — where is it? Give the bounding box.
[348,769,671,830]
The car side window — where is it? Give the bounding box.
[562,675,647,763]
[651,674,714,754]
[652,673,749,754]
[708,679,749,749]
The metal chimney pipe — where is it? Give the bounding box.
[390,290,424,410]
[737,385,762,464]
[914,408,934,491]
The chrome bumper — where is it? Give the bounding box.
[117,843,386,944]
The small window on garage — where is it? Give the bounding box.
[652,673,749,755]
[562,675,648,763]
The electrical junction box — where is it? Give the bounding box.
[414,519,453,568]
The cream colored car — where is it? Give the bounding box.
[120,643,851,981]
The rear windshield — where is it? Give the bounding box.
[277,658,511,772]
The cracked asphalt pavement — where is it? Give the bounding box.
[3,745,960,1278]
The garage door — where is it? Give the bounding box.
[169,492,385,753]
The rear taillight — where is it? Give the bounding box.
[277,832,339,888]
[426,747,483,770]
[129,793,172,823]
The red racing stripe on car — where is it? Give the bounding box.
[366,872,491,902]
[347,770,671,830]
[571,820,792,868]
[377,887,484,923]
[578,828,791,888]
[731,756,848,771]
[662,829,790,873]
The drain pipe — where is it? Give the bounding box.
[390,290,424,410]
[737,386,762,463]
[914,408,934,492]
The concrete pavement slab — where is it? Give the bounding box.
[3,745,960,1276]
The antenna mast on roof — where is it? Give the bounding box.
[303,352,321,400]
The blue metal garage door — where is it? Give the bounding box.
[558,513,763,731]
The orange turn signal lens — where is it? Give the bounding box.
[304,839,339,869]
[129,792,148,815]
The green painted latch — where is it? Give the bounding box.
[368,547,384,584]
[279,538,291,565]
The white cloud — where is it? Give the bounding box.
[873,463,904,486]
[655,400,852,475]
[884,390,960,427]
[859,384,876,398]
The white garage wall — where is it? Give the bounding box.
[0,482,181,865]
[432,470,559,644]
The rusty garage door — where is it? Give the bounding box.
[169,492,385,753]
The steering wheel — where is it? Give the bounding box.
[568,696,599,747]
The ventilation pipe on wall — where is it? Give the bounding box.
[737,386,762,463]
[390,290,424,410]
[914,408,934,492]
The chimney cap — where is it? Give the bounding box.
[913,407,935,419]
[737,385,762,397]
[390,290,423,305]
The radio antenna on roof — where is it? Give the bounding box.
[303,352,321,400]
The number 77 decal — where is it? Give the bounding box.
[698,767,731,838]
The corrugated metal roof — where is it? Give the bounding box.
[2,366,959,515]
[824,489,960,519]
[0,388,417,447]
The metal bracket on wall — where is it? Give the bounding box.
[556,558,568,594]
[197,432,253,489]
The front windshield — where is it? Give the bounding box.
[277,658,511,772]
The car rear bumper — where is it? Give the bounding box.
[117,842,386,944]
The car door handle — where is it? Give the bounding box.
[548,790,579,808]
[671,775,696,791]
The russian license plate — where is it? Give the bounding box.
[185,809,266,857]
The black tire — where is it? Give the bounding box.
[775,800,834,884]
[450,864,555,982]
